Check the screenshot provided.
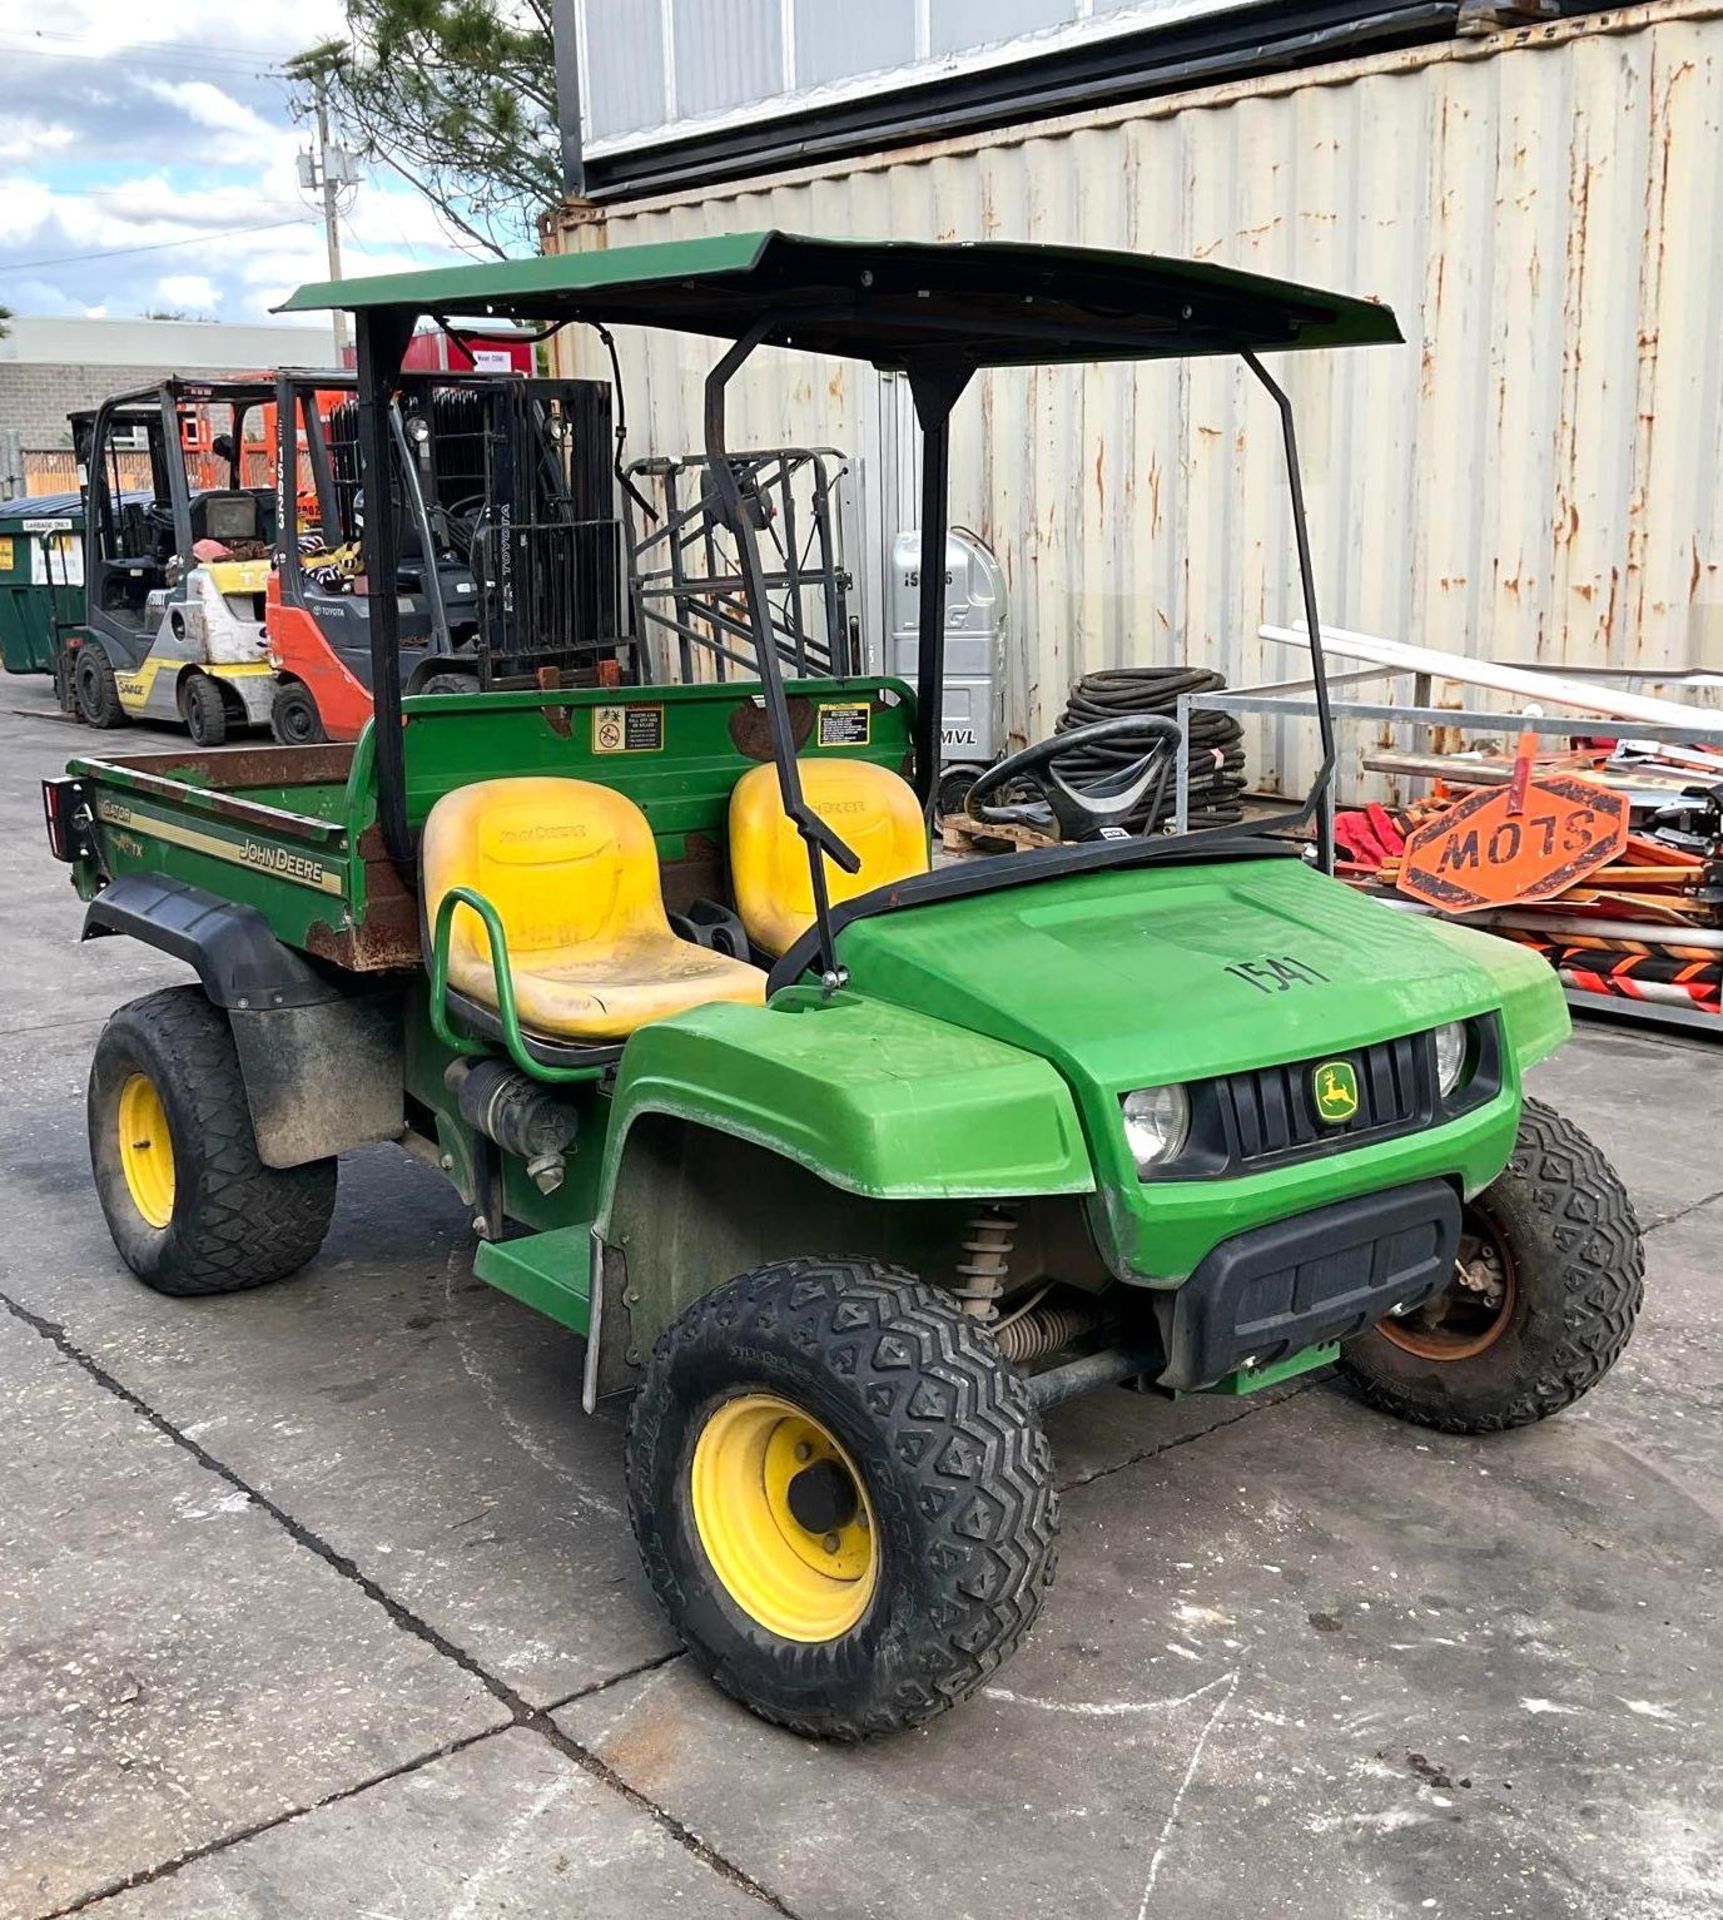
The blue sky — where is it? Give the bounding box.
[0,0,478,328]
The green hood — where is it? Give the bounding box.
[834,853,1564,1280]
[834,855,1566,1090]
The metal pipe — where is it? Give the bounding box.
[1024,1346,1159,1412]
[355,306,416,881]
[390,404,449,650]
[702,318,859,979]
[1244,351,1335,873]
[1476,912,1723,950]
[913,412,951,815]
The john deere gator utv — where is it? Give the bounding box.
[43,234,1644,1740]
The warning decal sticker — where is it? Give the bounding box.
[817,701,871,747]
[592,704,665,754]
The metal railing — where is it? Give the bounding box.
[623,447,855,685]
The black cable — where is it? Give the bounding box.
[588,322,658,524]
[1051,667,1247,831]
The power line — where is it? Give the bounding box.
[0,217,313,276]
[11,25,289,59]
[39,183,307,210]
[0,38,287,80]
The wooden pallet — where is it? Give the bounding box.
[940,811,1058,856]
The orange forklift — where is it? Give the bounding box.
[265,369,630,742]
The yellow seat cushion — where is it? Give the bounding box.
[729,759,930,956]
[423,777,767,1042]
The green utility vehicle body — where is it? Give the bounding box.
[49,231,1640,1741]
[53,671,1567,1385]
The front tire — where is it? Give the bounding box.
[625,1258,1059,1739]
[1338,1097,1643,1433]
[88,987,337,1295]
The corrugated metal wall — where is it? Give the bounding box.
[550,1,1723,794]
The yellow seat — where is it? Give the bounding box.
[729,759,930,956]
[423,777,767,1043]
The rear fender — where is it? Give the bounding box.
[84,873,402,1165]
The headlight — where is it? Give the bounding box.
[1122,1084,1190,1174]
[1433,1021,1468,1097]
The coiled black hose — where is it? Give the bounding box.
[1051,668,1246,831]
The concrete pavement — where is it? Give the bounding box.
[1,681,1718,1919]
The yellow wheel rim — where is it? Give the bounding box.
[117,1072,176,1229]
[689,1394,878,1642]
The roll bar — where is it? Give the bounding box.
[341,242,1349,936]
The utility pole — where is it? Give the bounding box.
[298,83,359,365]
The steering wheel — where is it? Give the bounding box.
[965,714,1183,842]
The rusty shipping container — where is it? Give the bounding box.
[547,1,1723,795]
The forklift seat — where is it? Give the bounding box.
[728,760,930,956]
[422,778,767,1043]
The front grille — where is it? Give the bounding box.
[1217,1032,1436,1168]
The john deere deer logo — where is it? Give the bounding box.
[1313,1060,1359,1124]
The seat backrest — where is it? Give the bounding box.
[191,490,261,547]
[422,776,670,965]
[729,759,929,956]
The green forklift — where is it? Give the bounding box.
[43,234,1643,1739]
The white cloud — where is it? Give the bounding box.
[138,77,281,156]
[0,119,76,164]
[0,0,488,324]
[156,273,221,312]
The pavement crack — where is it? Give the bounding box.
[1642,1184,1723,1234]
[0,1290,797,1918]
[39,1728,508,1918]
[1057,1379,1320,1494]
[544,1646,686,1715]
[516,1715,801,1917]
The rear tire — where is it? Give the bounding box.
[269,678,326,745]
[88,987,336,1296]
[74,646,127,728]
[1338,1098,1643,1433]
[626,1258,1059,1739]
[179,673,228,746]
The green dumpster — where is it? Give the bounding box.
[0,491,87,676]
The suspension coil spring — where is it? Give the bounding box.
[953,1205,1017,1320]
[992,1299,1108,1366]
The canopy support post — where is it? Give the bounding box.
[906,365,971,816]
[1244,351,1335,874]
[704,319,861,987]
[356,305,417,883]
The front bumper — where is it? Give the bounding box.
[1093,1077,1519,1285]
[1153,1178,1461,1391]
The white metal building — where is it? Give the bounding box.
[549,1,1723,794]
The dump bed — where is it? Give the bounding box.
[49,679,917,973]
[56,738,414,968]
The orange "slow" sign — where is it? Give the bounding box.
[1397,774,1629,913]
